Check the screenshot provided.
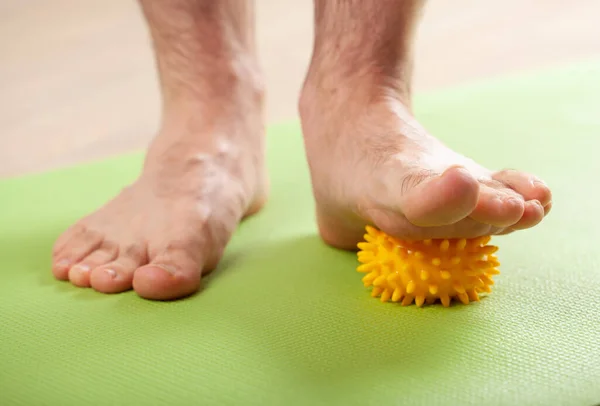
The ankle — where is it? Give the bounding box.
[299,59,412,129]
[161,53,265,121]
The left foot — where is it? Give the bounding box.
[300,80,552,249]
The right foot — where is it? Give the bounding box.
[300,80,552,249]
[52,87,267,300]
[300,0,551,249]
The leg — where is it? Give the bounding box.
[300,0,552,249]
[52,0,266,300]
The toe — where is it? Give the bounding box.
[469,185,525,227]
[133,244,204,300]
[400,166,480,227]
[52,226,103,281]
[52,258,72,281]
[507,199,545,231]
[52,224,87,280]
[69,242,118,287]
[368,207,497,241]
[68,264,93,287]
[133,265,202,301]
[90,243,147,294]
[492,169,552,206]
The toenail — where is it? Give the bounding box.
[74,264,91,273]
[506,197,523,206]
[105,269,117,279]
[56,259,71,268]
[153,264,178,275]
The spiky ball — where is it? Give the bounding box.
[357,226,500,307]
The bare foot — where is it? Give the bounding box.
[51,0,268,300]
[301,0,552,249]
[52,92,266,300]
[300,84,552,249]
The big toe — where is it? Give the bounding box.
[133,249,204,300]
[399,166,480,227]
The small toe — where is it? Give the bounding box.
[52,258,72,281]
[470,185,525,227]
[400,166,480,227]
[493,169,552,206]
[53,227,103,281]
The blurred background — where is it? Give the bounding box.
[1,0,598,178]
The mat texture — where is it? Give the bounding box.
[1,60,600,406]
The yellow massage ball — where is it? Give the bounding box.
[356,226,500,307]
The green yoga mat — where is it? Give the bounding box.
[1,60,599,406]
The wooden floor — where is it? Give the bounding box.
[1,0,598,177]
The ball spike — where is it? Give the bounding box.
[357,263,376,273]
[481,245,499,255]
[380,289,392,302]
[373,275,387,287]
[467,289,480,302]
[481,274,495,285]
[357,242,375,251]
[401,295,414,306]
[440,239,450,251]
[387,272,400,282]
[365,225,379,236]
[480,236,492,245]
[362,273,377,286]
[453,283,466,294]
